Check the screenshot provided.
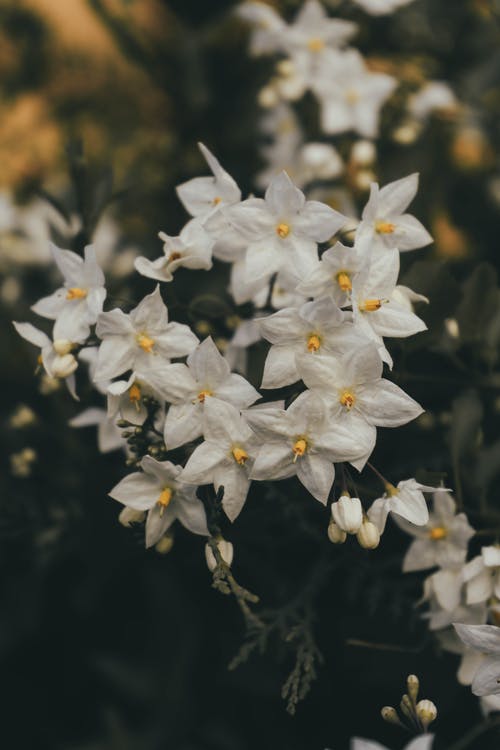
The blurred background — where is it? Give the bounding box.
[1,1,500,748]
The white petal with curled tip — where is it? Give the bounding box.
[213,463,251,522]
[109,472,159,511]
[454,623,500,654]
[50,243,83,285]
[31,290,66,319]
[358,379,423,427]
[378,173,419,217]
[471,655,500,696]
[180,442,226,485]
[13,321,51,348]
[265,171,305,218]
[134,255,172,282]
[130,285,169,332]
[294,200,346,242]
[164,402,202,450]
[296,453,334,504]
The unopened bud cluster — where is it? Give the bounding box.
[328,495,380,550]
[381,674,437,733]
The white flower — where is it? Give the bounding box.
[106,376,164,427]
[143,336,260,449]
[463,547,500,605]
[259,296,358,388]
[296,342,423,464]
[69,407,124,453]
[356,174,432,254]
[394,490,475,572]
[351,0,416,15]
[351,734,434,750]
[109,456,208,547]
[454,623,500,697]
[176,142,241,221]
[408,82,457,123]
[135,218,214,282]
[31,243,106,341]
[316,49,397,138]
[246,391,375,504]
[331,495,363,533]
[13,321,81,399]
[237,2,286,56]
[351,251,427,367]
[296,241,363,307]
[216,171,347,302]
[94,286,198,383]
[180,398,257,521]
[368,479,442,533]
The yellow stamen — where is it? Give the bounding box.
[384,482,399,497]
[129,383,141,408]
[340,390,356,410]
[307,37,325,52]
[292,438,307,462]
[213,196,221,205]
[66,287,88,300]
[336,271,352,292]
[232,447,249,465]
[346,89,359,104]
[307,334,321,353]
[157,487,173,516]
[168,251,182,262]
[197,389,212,403]
[276,222,290,239]
[359,298,388,312]
[375,221,396,234]
[136,334,155,353]
[429,526,448,541]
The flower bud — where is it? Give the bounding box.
[53,339,73,356]
[400,694,414,721]
[407,674,419,703]
[51,353,78,378]
[118,507,146,527]
[327,520,347,544]
[381,706,400,726]
[155,533,174,555]
[356,519,380,549]
[331,495,363,534]
[351,139,376,166]
[205,538,234,572]
[258,85,278,108]
[416,699,437,729]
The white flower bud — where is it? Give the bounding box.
[327,520,347,544]
[444,317,460,339]
[356,519,380,549]
[155,533,174,555]
[53,339,73,356]
[354,169,376,191]
[407,674,419,703]
[381,706,400,725]
[205,538,234,572]
[51,353,78,378]
[258,85,278,108]
[416,699,437,729]
[351,139,376,166]
[331,496,363,534]
[118,507,146,527]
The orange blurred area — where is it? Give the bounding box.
[0,0,174,193]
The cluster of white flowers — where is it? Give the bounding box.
[395,490,500,711]
[14,131,435,555]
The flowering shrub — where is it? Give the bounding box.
[4,1,500,748]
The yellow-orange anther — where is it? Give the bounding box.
[359,298,386,312]
[336,271,352,292]
[340,391,356,410]
[213,196,222,205]
[375,221,396,234]
[157,487,173,515]
[136,334,155,353]
[384,482,399,497]
[129,383,141,403]
[197,389,212,403]
[276,222,290,238]
[292,438,307,461]
[307,37,325,52]
[429,526,448,541]
[307,334,321,352]
[66,287,88,300]
[232,447,249,465]
[168,251,182,262]
[346,89,359,104]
